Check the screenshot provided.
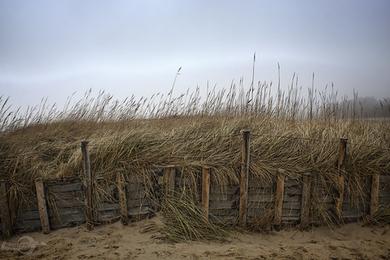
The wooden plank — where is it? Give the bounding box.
[46,182,83,193]
[201,166,210,222]
[335,138,347,221]
[16,210,40,221]
[15,219,42,232]
[0,180,12,238]
[239,129,250,226]
[209,208,238,216]
[163,166,176,196]
[117,172,128,225]
[370,174,380,216]
[35,179,50,234]
[81,140,94,230]
[128,207,153,216]
[48,191,84,200]
[300,173,312,228]
[274,173,285,226]
[210,200,236,209]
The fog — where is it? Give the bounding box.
[1,0,389,108]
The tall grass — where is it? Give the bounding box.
[1,75,389,132]
[0,71,389,234]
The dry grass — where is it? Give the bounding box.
[0,80,389,237]
[159,193,230,242]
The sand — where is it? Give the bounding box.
[1,216,389,260]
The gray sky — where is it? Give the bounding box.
[1,0,390,108]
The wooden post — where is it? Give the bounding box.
[81,140,94,230]
[0,180,12,238]
[117,172,128,225]
[35,179,50,234]
[274,173,285,226]
[335,138,347,220]
[300,173,312,228]
[239,129,250,226]
[163,166,176,196]
[370,174,380,216]
[201,166,210,222]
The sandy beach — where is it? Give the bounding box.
[1,216,389,260]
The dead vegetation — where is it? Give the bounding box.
[1,77,390,239]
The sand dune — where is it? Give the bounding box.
[1,216,389,259]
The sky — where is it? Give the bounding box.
[0,0,390,108]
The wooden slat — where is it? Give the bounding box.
[209,200,236,209]
[239,129,250,226]
[274,173,285,226]
[15,219,42,232]
[35,179,50,234]
[300,173,312,228]
[163,166,176,196]
[117,172,128,225]
[201,166,210,222]
[335,138,347,221]
[46,182,83,193]
[370,174,380,216]
[0,180,12,238]
[81,140,94,230]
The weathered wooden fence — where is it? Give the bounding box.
[1,132,390,239]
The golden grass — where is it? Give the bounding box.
[0,82,389,235]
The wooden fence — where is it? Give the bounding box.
[1,132,390,239]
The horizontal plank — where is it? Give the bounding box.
[248,182,273,188]
[18,203,39,211]
[210,216,237,224]
[48,191,84,201]
[209,193,237,201]
[49,207,84,217]
[248,187,274,193]
[282,208,301,215]
[284,187,303,195]
[282,202,302,209]
[210,200,235,209]
[44,177,81,184]
[47,182,83,193]
[97,203,120,211]
[247,208,273,216]
[210,186,239,194]
[17,210,40,221]
[209,208,238,216]
[128,206,153,216]
[127,190,148,200]
[98,211,119,220]
[127,197,151,207]
[248,201,274,208]
[15,219,41,232]
[50,214,85,229]
[48,197,85,208]
[282,195,301,202]
[248,196,274,203]
[281,216,300,222]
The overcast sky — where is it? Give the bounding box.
[1,0,389,108]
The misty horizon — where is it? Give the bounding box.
[1,0,390,109]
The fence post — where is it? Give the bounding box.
[239,129,250,226]
[201,166,210,222]
[274,172,285,226]
[370,174,380,217]
[0,180,12,238]
[300,173,312,228]
[117,172,128,225]
[81,140,94,230]
[335,138,347,221]
[163,166,176,196]
[35,178,50,234]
